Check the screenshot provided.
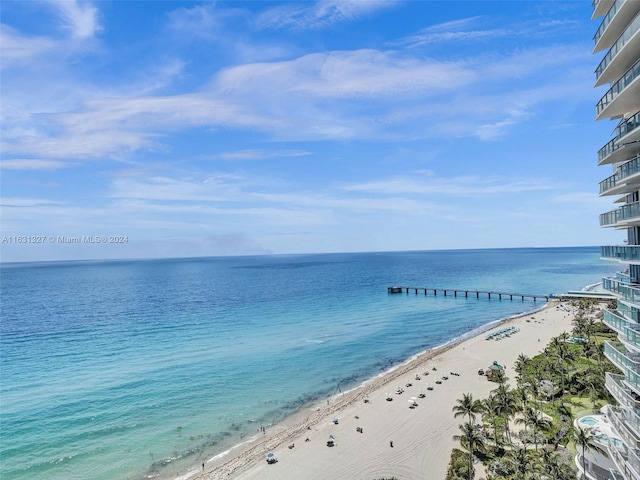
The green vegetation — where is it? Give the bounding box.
[446,299,619,480]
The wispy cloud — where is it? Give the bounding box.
[0,25,57,69]
[257,0,398,31]
[0,159,70,170]
[2,36,592,164]
[210,149,311,161]
[341,174,560,196]
[167,3,246,40]
[398,16,510,48]
[47,0,101,39]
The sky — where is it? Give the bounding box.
[0,0,623,262]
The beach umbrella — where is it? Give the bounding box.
[267,453,274,458]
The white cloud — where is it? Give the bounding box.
[211,149,311,161]
[399,17,510,48]
[214,49,474,99]
[257,0,398,30]
[341,174,560,196]
[0,24,57,69]
[0,159,70,170]
[0,197,64,207]
[48,0,101,39]
[1,7,593,165]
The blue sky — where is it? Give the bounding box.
[0,0,622,262]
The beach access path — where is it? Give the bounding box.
[194,300,585,480]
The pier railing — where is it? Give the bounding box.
[387,287,615,302]
[387,286,549,301]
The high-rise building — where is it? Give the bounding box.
[586,1,640,479]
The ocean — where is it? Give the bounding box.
[0,247,619,480]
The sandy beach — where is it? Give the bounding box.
[193,300,583,480]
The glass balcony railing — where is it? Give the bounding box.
[616,301,640,323]
[605,341,640,377]
[602,245,640,262]
[608,440,640,480]
[596,58,640,118]
[599,137,618,163]
[609,405,640,449]
[606,372,640,409]
[602,276,640,304]
[594,0,623,46]
[596,11,640,82]
[600,156,640,194]
[601,173,617,193]
[605,308,635,333]
[627,365,640,393]
[619,155,640,177]
[617,110,640,138]
[624,450,640,480]
[600,203,640,226]
[601,210,618,226]
[624,322,640,347]
[598,113,640,164]
[616,272,632,283]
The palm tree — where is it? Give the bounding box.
[503,446,540,479]
[481,393,503,448]
[573,426,594,480]
[492,383,518,446]
[453,393,483,424]
[514,353,530,388]
[548,333,576,398]
[527,408,551,451]
[541,448,575,480]
[453,421,485,480]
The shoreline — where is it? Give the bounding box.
[187,299,576,480]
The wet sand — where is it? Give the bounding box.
[193,300,581,480]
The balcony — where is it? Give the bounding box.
[603,307,640,353]
[595,11,640,86]
[600,155,640,195]
[596,58,640,120]
[628,365,640,392]
[604,308,636,334]
[601,245,640,263]
[605,341,640,382]
[619,110,640,139]
[600,203,640,228]
[624,322,640,347]
[594,0,640,53]
[607,372,640,408]
[598,129,640,166]
[608,405,640,450]
[615,300,640,322]
[608,440,640,480]
[594,0,616,19]
[602,275,640,304]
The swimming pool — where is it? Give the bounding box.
[579,416,598,426]
[595,434,624,449]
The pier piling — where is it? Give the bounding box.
[387,286,550,302]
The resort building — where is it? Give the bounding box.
[587,1,640,480]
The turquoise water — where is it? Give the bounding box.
[0,247,618,479]
[579,416,598,426]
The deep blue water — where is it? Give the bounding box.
[0,247,618,479]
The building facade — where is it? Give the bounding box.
[588,0,640,479]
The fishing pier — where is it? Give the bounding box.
[387,286,550,302]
